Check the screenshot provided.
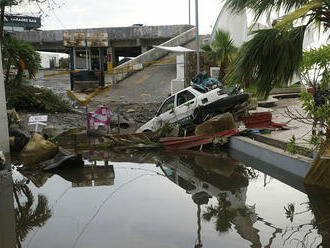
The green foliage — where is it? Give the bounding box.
[201,30,238,82]
[300,45,330,88]
[7,85,72,113]
[225,0,328,26]
[275,0,323,29]
[225,0,330,97]
[201,30,237,66]
[47,136,58,145]
[309,132,325,148]
[226,26,305,98]
[2,35,40,87]
[59,57,69,69]
[0,0,17,7]
[300,91,330,127]
[300,90,329,149]
[286,135,298,154]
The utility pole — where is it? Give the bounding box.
[195,0,200,74]
[188,0,191,25]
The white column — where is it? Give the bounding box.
[0,43,10,154]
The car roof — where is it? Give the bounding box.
[174,86,196,95]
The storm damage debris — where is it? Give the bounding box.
[20,133,58,166]
[18,133,82,171]
[0,151,5,170]
[195,113,236,136]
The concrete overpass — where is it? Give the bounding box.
[15,24,194,63]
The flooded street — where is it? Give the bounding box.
[2,150,329,248]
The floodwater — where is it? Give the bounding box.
[2,149,330,248]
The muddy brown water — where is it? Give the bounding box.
[1,149,330,248]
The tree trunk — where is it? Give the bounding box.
[14,65,23,87]
[219,59,229,83]
[304,128,330,189]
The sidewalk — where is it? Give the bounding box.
[260,98,314,149]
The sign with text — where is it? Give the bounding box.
[86,32,108,47]
[5,15,41,29]
[63,32,86,47]
[28,115,48,123]
[28,115,48,132]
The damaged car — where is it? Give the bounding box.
[136,84,249,133]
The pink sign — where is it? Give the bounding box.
[87,107,111,134]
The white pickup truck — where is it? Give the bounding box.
[136,85,249,133]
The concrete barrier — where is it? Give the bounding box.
[229,136,312,178]
[270,87,303,95]
[113,27,196,82]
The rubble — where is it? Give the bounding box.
[0,151,5,170]
[195,112,236,136]
[9,127,31,152]
[40,147,83,171]
[20,133,58,166]
[7,109,21,126]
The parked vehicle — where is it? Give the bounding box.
[136,85,249,133]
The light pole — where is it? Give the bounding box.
[195,0,200,74]
[188,0,191,25]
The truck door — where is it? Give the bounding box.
[154,95,176,129]
[174,90,196,124]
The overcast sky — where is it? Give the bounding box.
[22,0,224,34]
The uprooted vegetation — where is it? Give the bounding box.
[6,84,72,113]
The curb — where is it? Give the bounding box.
[67,85,112,106]
[229,136,312,178]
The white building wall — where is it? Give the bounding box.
[38,52,68,69]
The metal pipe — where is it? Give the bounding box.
[195,0,200,74]
[70,47,75,90]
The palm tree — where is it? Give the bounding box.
[224,0,330,97]
[201,30,238,82]
[2,35,40,88]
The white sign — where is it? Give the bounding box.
[29,115,48,123]
[28,115,48,133]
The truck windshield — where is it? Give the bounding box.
[158,96,175,115]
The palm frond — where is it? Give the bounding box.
[275,0,323,29]
[226,26,306,97]
[225,0,311,20]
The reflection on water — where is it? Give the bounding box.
[3,150,330,247]
[13,178,52,248]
